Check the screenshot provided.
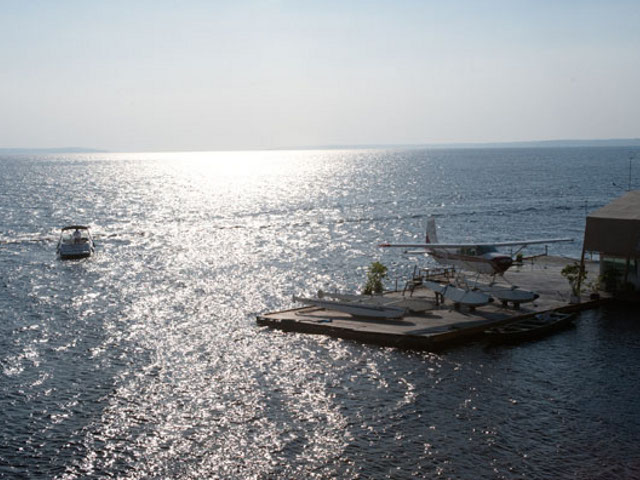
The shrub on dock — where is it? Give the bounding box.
[363,261,387,295]
[561,262,587,298]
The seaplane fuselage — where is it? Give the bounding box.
[428,246,513,275]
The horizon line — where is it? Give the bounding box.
[2,137,640,154]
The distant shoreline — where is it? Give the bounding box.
[1,138,639,154]
[0,147,107,154]
[288,138,640,151]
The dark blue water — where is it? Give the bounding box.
[1,147,639,479]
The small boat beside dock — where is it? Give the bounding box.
[484,311,576,344]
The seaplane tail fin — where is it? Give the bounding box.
[426,217,438,244]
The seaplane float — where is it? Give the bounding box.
[292,291,411,319]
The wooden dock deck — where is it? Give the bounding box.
[257,257,609,351]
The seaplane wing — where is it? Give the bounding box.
[379,238,572,249]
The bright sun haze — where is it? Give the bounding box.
[1,0,639,152]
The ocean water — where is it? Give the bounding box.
[1,147,639,479]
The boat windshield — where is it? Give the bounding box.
[61,229,90,244]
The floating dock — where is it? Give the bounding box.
[257,257,609,351]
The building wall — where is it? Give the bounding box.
[599,255,640,292]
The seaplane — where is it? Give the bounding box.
[379,218,573,308]
[379,218,572,277]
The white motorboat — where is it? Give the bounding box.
[57,225,95,259]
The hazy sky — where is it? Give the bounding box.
[1,0,639,152]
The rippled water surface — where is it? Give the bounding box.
[1,148,640,479]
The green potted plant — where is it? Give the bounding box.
[561,262,587,303]
[363,261,388,295]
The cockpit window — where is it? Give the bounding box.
[476,245,498,254]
